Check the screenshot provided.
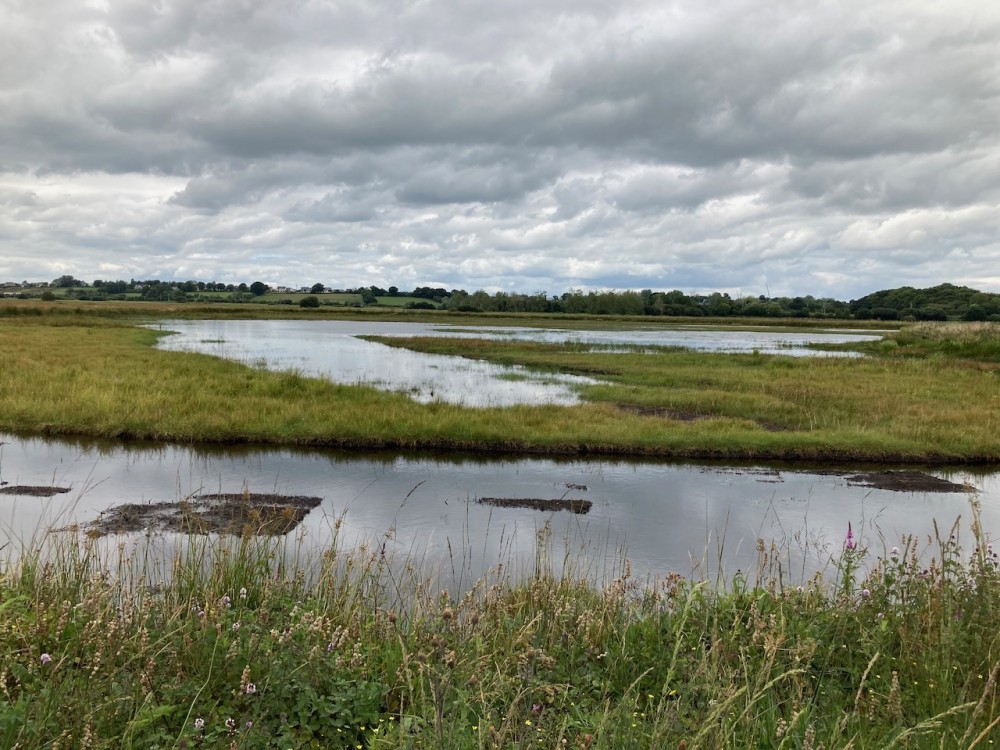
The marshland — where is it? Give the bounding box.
[2,300,1000,747]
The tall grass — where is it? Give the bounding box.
[1,501,999,748]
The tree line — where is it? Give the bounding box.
[20,277,1000,321]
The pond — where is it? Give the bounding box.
[1,434,992,590]
[150,320,880,406]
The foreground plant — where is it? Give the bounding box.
[1,505,999,748]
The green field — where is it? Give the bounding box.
[0,302,996,462]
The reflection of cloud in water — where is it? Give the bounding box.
[150,319,877,406]
[1,433,993,593]
[152,319,594,406]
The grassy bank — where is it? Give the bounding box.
[2,509,999,748]
[0,313,997,461]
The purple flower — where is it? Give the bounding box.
[245,720,253,729]
[890,546,900,558]
[40,653,52,665]
[844,522,857,551]
[221,595,231,608]
[861,588,871,598]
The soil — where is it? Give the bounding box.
[0,485,72,497]
[477,497,593,514]
[84,492,323,536]
[615,403,789,431]
[843,471,974,493]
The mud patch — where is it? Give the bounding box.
[700,467,784,484]
[84,493,323,536]
[616,404,789,432]
[844,471,974,493]
[617,404,705,421]
[0,485,72,497]
[477,497,593,514]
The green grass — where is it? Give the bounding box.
[0,312,998,461]
[2,503,999,748]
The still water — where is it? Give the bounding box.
[1,434,992,589]
[150,320,879,407]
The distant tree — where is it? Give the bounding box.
[40,290,57,301]
[388,286,399,296]
[310,283,326,294]
[249,281,269,296]
[965,305,987,322]
[299,295,320,308]
[52,275,83,288]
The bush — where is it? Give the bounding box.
[299,296,320,308]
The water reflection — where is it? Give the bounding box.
[1,434,992,590]
[151,320,594,407]
[150,319,879,406]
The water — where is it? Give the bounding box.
[1,434,992,589]
[150,320,879,406]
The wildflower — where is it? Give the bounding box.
[861,588,871,598]
[198,610,206,619]
[221,595,231,608]
[40,653,52,665]
[232,622,241,632]
[245,721,253,729]
[239,587,248,600]
[225,717,236,730]
[845,522,857,551]
[195,717,205,730]
[245,683,257,695]
[891,546,900,558]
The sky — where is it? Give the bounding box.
[1,0,999,300]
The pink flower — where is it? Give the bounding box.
[845,522,857,551]
[40,653,52,665]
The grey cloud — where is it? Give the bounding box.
[0,0,998,299]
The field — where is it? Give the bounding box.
[0,303,997,462]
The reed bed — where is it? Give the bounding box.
[1,501,999,748]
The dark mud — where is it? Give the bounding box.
[615,404,789,432]
[477,497,593,514]
[843,471,975,493]
[84,493,323,536]
[0,485,72,497]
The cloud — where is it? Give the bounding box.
[0,0,998,299]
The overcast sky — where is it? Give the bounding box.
[1,0,998,299]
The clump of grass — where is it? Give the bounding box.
[846,321,1000,364]
[2,503,999,748]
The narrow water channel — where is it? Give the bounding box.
[1,434,992,590]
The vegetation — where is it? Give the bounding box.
[851,283,1000,322]
[6,277,999,320]
[0,311,997,462]
[2,505,999,748]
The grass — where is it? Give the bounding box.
[2,502,999,748]
[0,312,998,461]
